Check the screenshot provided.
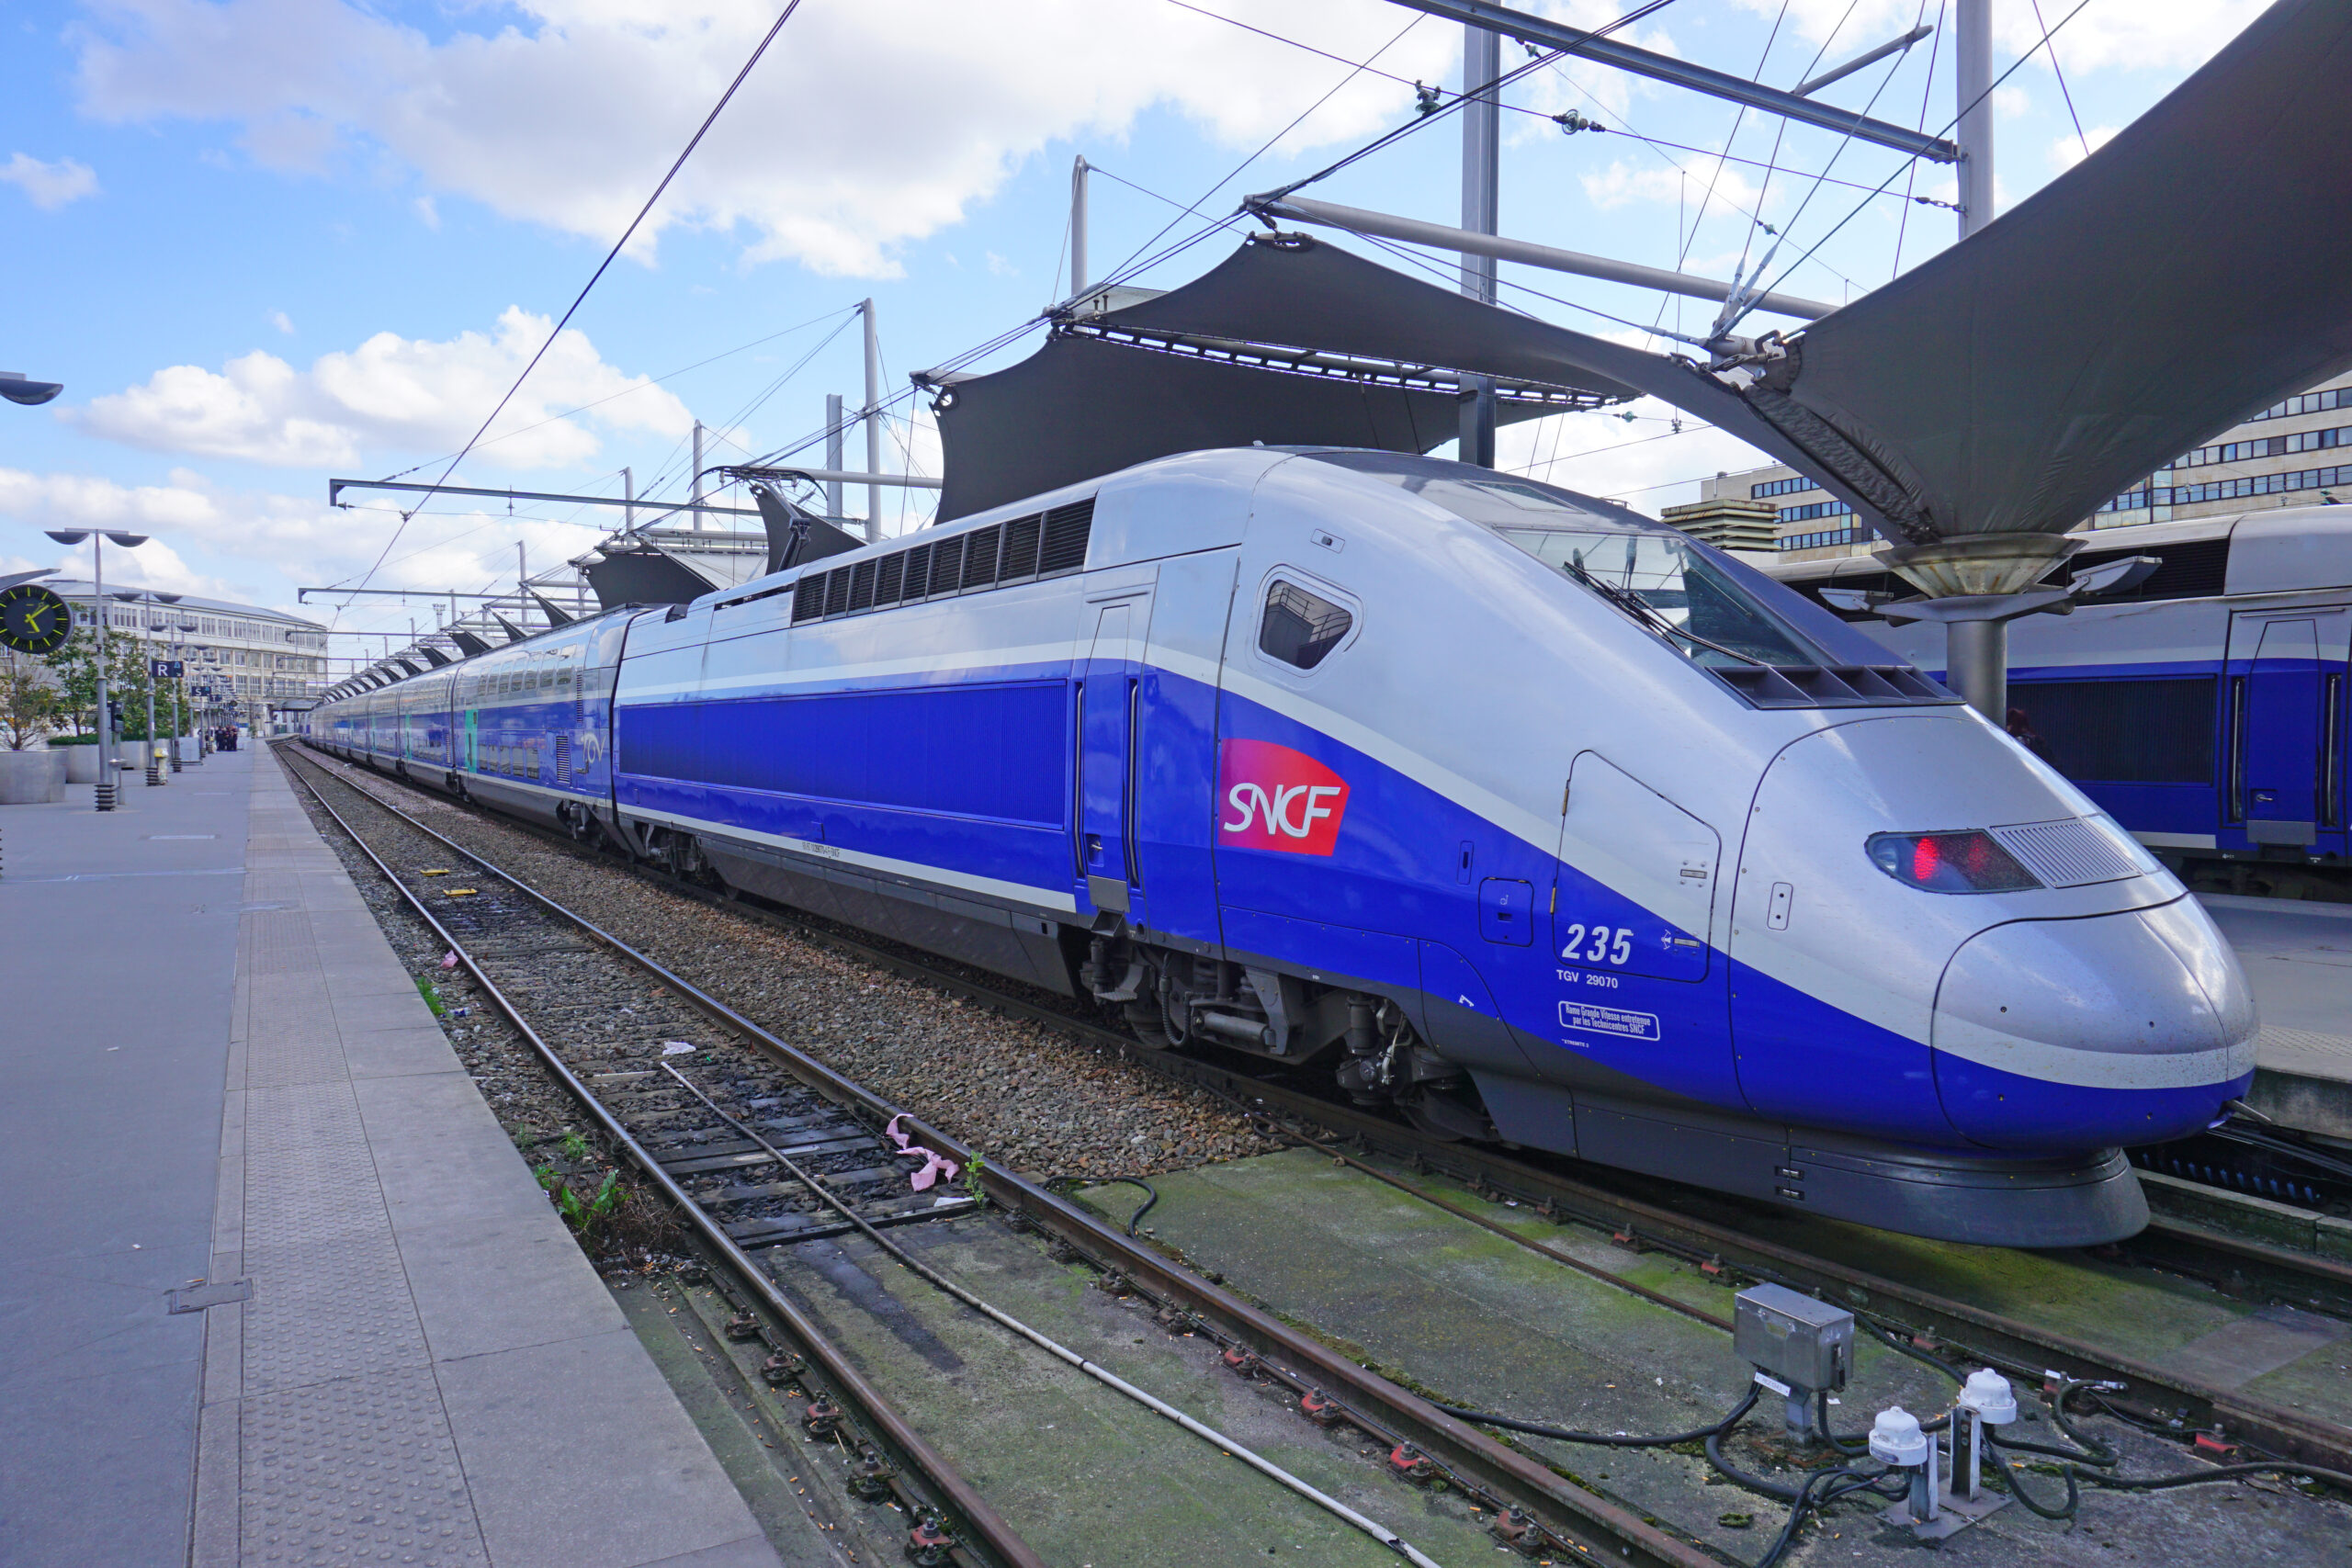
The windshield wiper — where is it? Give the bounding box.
[1562,558,1769,668]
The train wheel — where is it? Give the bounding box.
[1124,996,1174,1049]
[1399,1083,1495,1144]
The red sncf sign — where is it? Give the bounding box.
[1216,739,1350,856]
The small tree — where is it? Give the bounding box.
[1,651,62,750]
[40,628,151,740]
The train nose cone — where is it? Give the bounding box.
[1931,898,2257,1151]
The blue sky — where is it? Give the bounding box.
[0,0,2259,673]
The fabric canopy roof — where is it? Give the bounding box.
[1763,0,2352,543]
[928,0,2352,546]
[928,237,1646,521]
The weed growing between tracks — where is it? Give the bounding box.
[288,773,690,1273]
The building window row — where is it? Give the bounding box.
[1778,527,1860,551]
[2248,387,2352,423]
[2100,461,2352,513]
[1750,476,1821,499]
[2167,422,2350,471]
[1776,499,1854,524]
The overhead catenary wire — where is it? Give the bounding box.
[339,0,808,615]
[1728,0,2096,337]
[1086,7,1433,301]
[1891,0,1952,279]
[1253,0,1678,208]
[661,1065,1447,1568]
[2030,0,2092,158]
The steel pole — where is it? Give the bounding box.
[1956,0,1995,238]
[1070,156,1091,298]
[825,393,846,517]
[92,537,112,810]
[862,299,882,542]
[691,421,705,535]
[1459,23,1500,468]
[142,602,160,785]
[1946,618,2007,723]
[623,467,636,533]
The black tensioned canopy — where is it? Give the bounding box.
[1758,0,2352,544]
[927,236,1643,521]
[928,0,2352,544]
[582,547,713,611]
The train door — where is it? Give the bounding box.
[2225,607,2349,855]
[1075,580,1154,920]
[1551,751,1741,1109]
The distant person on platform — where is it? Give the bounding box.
[2007,706,2052,764]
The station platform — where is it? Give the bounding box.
[0,748,781,1567]
[2200,893,2352,1143]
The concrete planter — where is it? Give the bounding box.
[0,750,68,805]
[116,741,147,771]
[62,744,101,784]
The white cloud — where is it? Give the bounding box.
[1498,399,1772,515]
[2051,124,2119,172]
[269,310,294,334]
[73,0,1461,277]
[75,307,693,470]
[0,463,614,606]
[1728,0,2267,75]
[1582,160,1764,216]
[0,152,100,209]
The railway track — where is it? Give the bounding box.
[283,744,2352,1530]
[280,743,1722,1568]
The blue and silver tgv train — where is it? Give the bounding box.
[1771,505,2352,882]
[306,448,2256,1246]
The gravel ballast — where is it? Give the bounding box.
[290,750,1282,1182]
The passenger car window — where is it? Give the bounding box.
[1260,580,1352,671]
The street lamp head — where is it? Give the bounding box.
[0,375,62,407]
[105,533,148,547]
[43,529,90,546]
[155,592,182,604]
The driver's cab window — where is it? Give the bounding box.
[1259,580,1353,671]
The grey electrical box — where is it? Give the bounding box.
[1735,1284,1852,1392]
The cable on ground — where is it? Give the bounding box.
[663,1066,1448,1568]
[1090,1176,1159,1236]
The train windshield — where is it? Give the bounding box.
[1298,452,1836,670]
[1492,525,1823,669]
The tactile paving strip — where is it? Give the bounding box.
[2256,1023,2352,1079]
[238,1363,487,1567]
[241,1082,430,1394]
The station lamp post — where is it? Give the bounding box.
[170,615,199,768]
[111,588,183,784]
[42,528,149,811]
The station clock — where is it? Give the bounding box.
[0,582,72,655]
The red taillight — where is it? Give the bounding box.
[1868,830,2041,893]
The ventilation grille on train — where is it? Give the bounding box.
[1709,663,1956,708]
[1988,818,2148,887]
[775,496,1093,626]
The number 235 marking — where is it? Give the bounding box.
[1559,923,1633,966]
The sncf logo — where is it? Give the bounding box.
[1217,739,1350,856]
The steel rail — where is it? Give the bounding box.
[279,744,1720,1568]
[288,744,2352,1484]
[278,750,1045,1568]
